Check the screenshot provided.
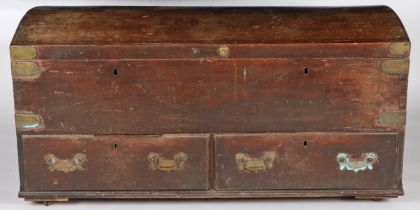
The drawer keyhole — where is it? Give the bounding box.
[304,68,309,76]
[303,140,309,148]
[113,143,118,150]
[113,68,119,76]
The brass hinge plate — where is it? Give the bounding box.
[11,61,40,79]
[15,113,42,131]
[10,46,36,60]
[379,111,406,126]
[381,59,409,74]
[389,42,411,57]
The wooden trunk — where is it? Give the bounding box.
[10,6,410,202]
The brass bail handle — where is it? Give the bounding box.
[336,152,379,173]
[43,153,87,173]
[148,152,188,172]
[235,151,277,172]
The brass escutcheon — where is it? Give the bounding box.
[148,152,187,172]
[44,153,87,173]
[336,152,378,173]
[216,45,230,57]
[235,151,277,172]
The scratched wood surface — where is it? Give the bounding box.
[22,134,210,191]
[12,43,409,60]
[13,59,407,134]
[12,6,408,45]
[20,133,402,192]
[11,6,410,200]
[214,133,400,190]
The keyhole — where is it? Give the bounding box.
[113,68,119,76]
[113,143,118,150]
[303,140,309,148]
[304,68,309,76]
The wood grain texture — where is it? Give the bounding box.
[12,6,408,45]
[19,189,403,200]
[22,134,210,191]
[11,6,410,201]
[14,59,407,134]
[10,43,410,61]
[214,133,400,190]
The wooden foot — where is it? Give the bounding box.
[25,198,69,205]
[354,196,385,201]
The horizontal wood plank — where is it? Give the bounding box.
[12,6,408,45]
[14,59,407,134]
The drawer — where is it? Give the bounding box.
[214,133,402,190]
[21,134,210,191]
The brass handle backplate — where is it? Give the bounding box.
[235,151,277,172]
[43,153,87,173]
[148,152,187,172]
[336,152,378,173]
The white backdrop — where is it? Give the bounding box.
[0,1,419,209]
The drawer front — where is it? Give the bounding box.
[214,133,401,190]
[14,59,406,135]
[21,134,210,191]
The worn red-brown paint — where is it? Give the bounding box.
[11,6,409,202]
[22,134,210,191]
[214,133,401,190]
[13,59,407,134]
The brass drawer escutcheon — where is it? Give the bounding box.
[148,152,187,172]
[336,152,378,173]
[43,153,87,173]
[235,151,277,172]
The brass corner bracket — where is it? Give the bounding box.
[10,46,37,60]
[389,42,411,57]
[15,113,42,131]
[11,61,40,79]
[379,111,406,126]
[381,59,409,74]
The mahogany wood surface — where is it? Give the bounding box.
[10,6,410,201]
[12,6,408,45]
[13,59,407,134]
